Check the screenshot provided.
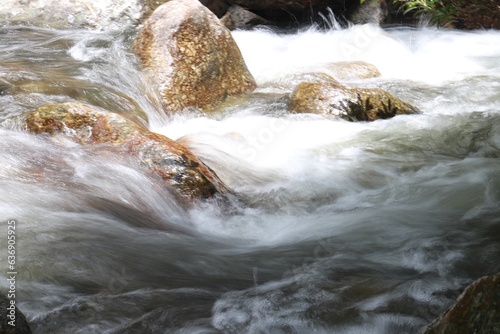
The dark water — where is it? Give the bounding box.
[0,24,499,333]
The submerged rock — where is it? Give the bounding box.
[325,61,381,81]
[289,79,419,121]
[421,274,500,334]
[132,0,256,114]
[26,102,229,201]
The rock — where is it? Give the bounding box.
[200,0,231,18]
[289,80,419,121]
[221,5,271,30]
[26,102,229,201]
[3,79,149,128]
[325,61,381,81]
[349,0,388,25]
[132,0,256,114]
[0,294,32,334]
[454,0,500,30]
[204,0,388,28]
[0,0,143,30]
[421,274,500,334]
[0,0,391,30]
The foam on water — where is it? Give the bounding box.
[232,24,500,85]
[1,24,500,334]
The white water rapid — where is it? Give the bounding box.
[0,23,499,334]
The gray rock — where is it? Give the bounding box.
[349,0,388,25]
[221,5,271,30]
[0,293,32,334]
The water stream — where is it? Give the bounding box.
[0,23,499,333]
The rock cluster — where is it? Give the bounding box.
[0,0,388,30]
[202,0,388,28]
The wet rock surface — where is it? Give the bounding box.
[0,294,32,334]
[132,0,256,114]
[289,79,419,121]
[421,274,500,334]
[26,102,230,201]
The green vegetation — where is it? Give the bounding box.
[393,0,460,26]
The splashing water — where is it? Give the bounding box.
[0,23,500,333]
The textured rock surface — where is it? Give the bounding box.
[349,0,388,25]
[204,0,388,27]
[0,294,32,334]
[221,5,270,30]
[454,0,500,30]
[289,80,419,121]
[421,274,500,334]
[132,0,256,113]
[26,102,229,200]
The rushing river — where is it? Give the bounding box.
[1,22,500,334]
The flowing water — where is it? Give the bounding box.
[0,23,500,334]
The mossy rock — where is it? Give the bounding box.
[421,273,500,334]
[289,80,419,122]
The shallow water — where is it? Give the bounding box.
[0,23,499,333]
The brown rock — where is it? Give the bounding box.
[132,0,256,114]
[349,0,388,25]
[326,61,381,81]
[26,102,229,200]
[205,0,386,28]
[421,274,500,334]
[220,5,270,30]
[289,80,419,121]
[454,0,500,30]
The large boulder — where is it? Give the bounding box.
[289,79,419,121]
[132,0,256,114]
[26,102,229,201]
[421,274,500,334]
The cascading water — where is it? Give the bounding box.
[0,22,499,334]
